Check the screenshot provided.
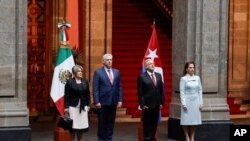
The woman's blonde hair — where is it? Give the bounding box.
[72,65,83,75]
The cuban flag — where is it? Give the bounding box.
[142,23,165,122]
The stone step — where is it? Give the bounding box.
[89,114,169,122]
[89,108,132,119]
[234,98,242,104]
[230,113,250,119]
[89,115,140,122]
[88,107,163,122]
[240,104,250,111]
[116,108,128,115]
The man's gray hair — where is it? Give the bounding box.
[102,53,113,60]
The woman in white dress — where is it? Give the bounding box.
[180,61,203,141]
[65,65,90,141]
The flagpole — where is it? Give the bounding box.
[64,0,67,22]
[52,1,75,140]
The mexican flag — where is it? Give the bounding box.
[50,47,75,116]
[50,22,75,116]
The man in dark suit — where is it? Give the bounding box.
[93,53,123,141]
[137,58,165,141]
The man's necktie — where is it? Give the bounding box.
[151,74,156,86]
[107,69,113,84]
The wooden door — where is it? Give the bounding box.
[27,0,51,116]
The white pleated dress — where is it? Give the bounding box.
[180,74,203,125]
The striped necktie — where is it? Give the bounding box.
[151,74,156,86]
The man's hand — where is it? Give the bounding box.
[117,102,122,108]
[160,105,163,109]
[95,103,101,109]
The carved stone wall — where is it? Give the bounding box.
[0,0,29,127]
[0,1,30,140]
[170,0,229,121]
[169,0,230,140]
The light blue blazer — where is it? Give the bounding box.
[180,74,203,125]
[180,74,203,106]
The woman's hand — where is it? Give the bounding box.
[199,104,203,111]
[64,108,69,117]
[86,106,90,112]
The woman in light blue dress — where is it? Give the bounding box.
[180,61,203,141]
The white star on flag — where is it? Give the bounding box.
[146,49,158,61]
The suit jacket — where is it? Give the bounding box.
[137,72,165,109]
[64,78,90,109]
[93,67,123,105]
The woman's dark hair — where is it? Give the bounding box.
[183,61,195,76]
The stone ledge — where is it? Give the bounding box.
[168,118,231,141]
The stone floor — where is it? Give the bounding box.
[31,120,168,141]
[31,117,250,141]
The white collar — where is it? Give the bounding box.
[104,67,112,72]
[186,74,194,77]
[147,71,154,76]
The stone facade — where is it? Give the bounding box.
[171,0,229,122]
[84,0,112,91]
[169,0,230,140]
[0,0,30,140]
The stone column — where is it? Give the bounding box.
[168,0,230,141]
[85,0,112,84]
[0,0,30,140]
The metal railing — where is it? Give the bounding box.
[152,0,173,20]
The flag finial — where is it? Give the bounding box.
[153,18,156,24]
